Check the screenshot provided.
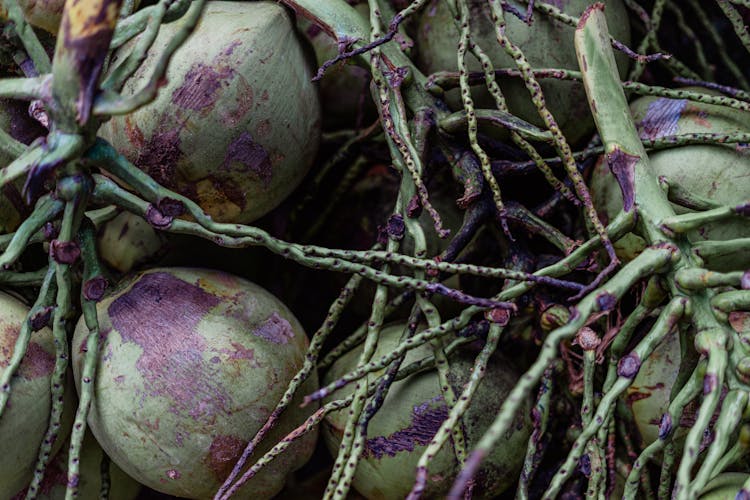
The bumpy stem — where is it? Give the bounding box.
[64,220,104,500]
[544,296,689,499]
[447,244,676,497]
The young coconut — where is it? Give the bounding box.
[11,431,142,500]
[71,268,319,499]
[626,312,749,454]
[99,1,321,224]
[96,211,168,274]
[0,290,74,498]
[322,323,531,498]
[591,90,750,270]
[415,0,631,145]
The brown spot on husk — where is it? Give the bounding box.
[206,434,247,480]
[221,74,254,127]
[1,326,55,380]
[138,127,183,188]
[124,116,145,150]
[365,397,449,459]
[108,272,235,423]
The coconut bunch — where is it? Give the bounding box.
[1,0,750,499]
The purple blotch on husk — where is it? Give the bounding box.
[365,399,449,459]
[221,131,273,188]
[252,312,294,344]
[107,272,238,422]
[638,98,687,140]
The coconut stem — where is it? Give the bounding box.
[544,296,688,499]
[689,389,748,493]
[91,0,206,117]
[716,0,750,58]
[516,362,558,500]
[0,195,64,269]
[446,244,677,498]
[64,220,104,500]
[686,0,750,89]
[101,0,169,92]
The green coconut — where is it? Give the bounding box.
[322,323,531,499]
[297,2,377,130]
[96,212,168,274]
[71,268,319,499]
[628,312,750,455]
[0,290,74,497]
[99,1,321,224]
[590,90,750,271]
[11,431,142,500]
[415,0,631,145]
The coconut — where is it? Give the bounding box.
[0,290,74,497]
[628,312,750,454]
[11,431,142,500]
[415,0,631,145]
[96,212,168,274]
[99,1,321,224]
[71,268,319,499]
[322,323,531,498]
[590,90,750,270]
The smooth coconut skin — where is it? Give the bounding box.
[99,1,321,224]
[322,324,531,499]
[0,290,73,497]
[11,431,142,500]
[96,212,168,274]
[590,90,750,270]
[71,268,318,499]
[415,0,631,145]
